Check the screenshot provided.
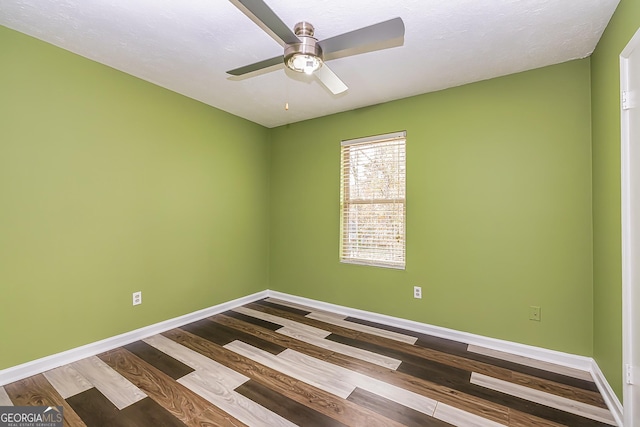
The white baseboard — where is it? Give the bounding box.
[267,290,593,370]
[267,290,624,426]
[0,290,268,386]
[591,359,624,426]
[0,288,625,427]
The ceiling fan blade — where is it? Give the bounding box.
[227,55,283,76]
[315,65,348,95]
[318,17,405,61]
[229,0,300,47]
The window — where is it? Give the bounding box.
[340,131,406,269]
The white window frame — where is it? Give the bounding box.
[340,131,406,269]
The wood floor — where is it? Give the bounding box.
[1,298,617,426]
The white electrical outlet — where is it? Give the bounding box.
[413,286,422,299]
[133,291,142,306]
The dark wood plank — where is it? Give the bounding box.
[99,347,246,427]
[119,396,187,427]
[69,387,188,427]
[182,319,286,355]
[508,408,568,427]
[4,373,87,427]
[180,319,238,346]
[66,387,122,427]
[123,341,194,380]
[221,310,283,331]
[347,387,455,427]
[162,327,408,427]
[253,299,312,316]
[235,379,348,427]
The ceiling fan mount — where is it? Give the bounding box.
[284,22,323,75]
[227,0,405,95]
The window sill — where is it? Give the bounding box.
[340,259,405,270]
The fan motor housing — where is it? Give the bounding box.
[284,21,323,71]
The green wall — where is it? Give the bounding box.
[269,59,594,356]
[0,26,270,370]
[591,0,640,401]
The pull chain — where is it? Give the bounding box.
[285,77,290,111]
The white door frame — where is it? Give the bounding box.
[621,27,640,427]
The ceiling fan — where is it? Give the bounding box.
[226,0,405,95]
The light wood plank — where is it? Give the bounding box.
[278,348,438,416]
[224,340,356,398]
[144,334,248,389]
[470,372,616,425]
[306,311,419,344]
[178,371,296,427]
[277,325,402,370]
[99,348,248,427]
[71,356,147,410]
[467,345,594,381]
[433,402,506,427]
[43,365,93,399]
[234,306,331,338]
[0,386,13,406]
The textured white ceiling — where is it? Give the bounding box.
[0,0,620,128]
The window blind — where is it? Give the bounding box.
[340,131,406,269]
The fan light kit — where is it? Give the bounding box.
[227,0,405,95]
[288,53,322,75]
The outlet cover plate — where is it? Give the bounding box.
[413,286,422,299]
[529,305,541,321]
[133,291,142,306]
